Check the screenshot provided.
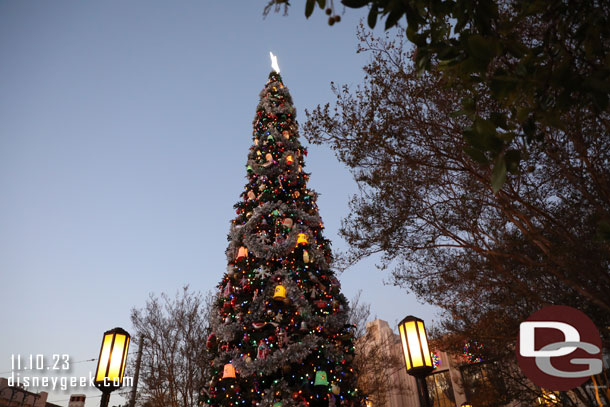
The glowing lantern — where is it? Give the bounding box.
[314,370,328,387]
[398,315,434,376]
[273,284,287,301]
[303,250,310,263]
[94,327,130,395]
[222,363,236,380]
[297,233,308,245]
[286,155,294,165]
[236,246,248,260]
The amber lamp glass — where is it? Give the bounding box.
[398,315,434,377]
[94,327,130,392]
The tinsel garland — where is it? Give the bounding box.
[205,71,361,407]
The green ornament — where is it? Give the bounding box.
[273,403,282,407]
[314,370,328,386]
[271,209,281,217]
[246,165,253,173]
[267,134,274,142]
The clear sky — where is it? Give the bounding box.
[0,2,439,405]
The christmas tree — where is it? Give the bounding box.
[204,59,361,407]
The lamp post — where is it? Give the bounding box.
[94,327,131,407]
[398,316,434,407]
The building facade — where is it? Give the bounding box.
[0,378,62,407]
[358,320,469,407]
[358,320,609,407]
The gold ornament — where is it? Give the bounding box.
[297,233,308,245]
[273,284,287,301]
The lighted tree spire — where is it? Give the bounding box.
[203,65,361,407]
[270,52,280,73]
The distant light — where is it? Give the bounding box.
[270,52,280,73]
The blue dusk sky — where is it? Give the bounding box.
[0,2,440,406]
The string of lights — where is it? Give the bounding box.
[203,69,362,407]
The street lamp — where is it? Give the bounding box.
[398,316,434,407]
[94,327,131,407]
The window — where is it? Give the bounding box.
[460,360,510,407]
[426,370,456,407]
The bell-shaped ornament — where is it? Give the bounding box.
[297,233,308,245]
[222,363,236,380]
[273,284,287,301]
[236,246,248,260]
[314,370,329,387]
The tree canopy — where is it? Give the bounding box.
[130,287,212,407]
[303,27,610,405]
[265,0,610,193]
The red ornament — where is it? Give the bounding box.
[315,300,327,309]
[206,333,217,349]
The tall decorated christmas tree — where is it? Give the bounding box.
[204,56,361,407]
